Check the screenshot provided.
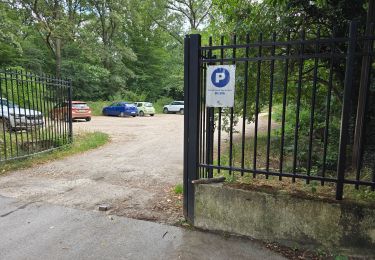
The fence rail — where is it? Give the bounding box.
[0,70,72,162]
[184,21,375,220]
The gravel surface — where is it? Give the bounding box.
[0,115,184,224]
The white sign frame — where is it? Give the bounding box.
[205,65,236,107]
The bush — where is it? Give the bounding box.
[154,97,174,113]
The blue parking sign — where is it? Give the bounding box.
[206,65,236,107]
[211,67,230,88]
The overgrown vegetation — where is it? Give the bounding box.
[214,132,375,204]
[0,131,109,174]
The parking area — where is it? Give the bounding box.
[0,114,184,223]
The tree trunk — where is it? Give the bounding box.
[55,38,62,78]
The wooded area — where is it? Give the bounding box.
[0,0,370,101]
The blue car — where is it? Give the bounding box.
[102,102,138,117]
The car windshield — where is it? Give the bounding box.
[145,103,153,107]
[73,103,89,109]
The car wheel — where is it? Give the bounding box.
[120,112,125,117]
[180,108,184,115]
[86,117,91,122]
[163,108,168,114]
[150,114,154,117]
[132,115,136,117]
[139,111,144,117]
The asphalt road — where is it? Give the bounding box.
[0,196,285,260]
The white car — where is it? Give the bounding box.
[163,101,184,114]
[0,98,44,131]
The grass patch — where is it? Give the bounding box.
[174,183,183,195]
[213,133,375,205]
[0,131,109,174]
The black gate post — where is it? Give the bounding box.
[68,79,73,142]
[336,21,357,200]
[183,34,201,223]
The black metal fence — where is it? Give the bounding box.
[0,70,72,162]
[184,21,375,221]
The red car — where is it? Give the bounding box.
[51,101,92,122]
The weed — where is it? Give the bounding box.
[174,183,183,194]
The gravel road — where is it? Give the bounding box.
[0,115,184,223]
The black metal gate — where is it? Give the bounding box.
[184,22,375,222]
[0,70,73,162]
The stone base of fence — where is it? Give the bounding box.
[194,183,375,256]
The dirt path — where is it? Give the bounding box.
[0,115,184,224]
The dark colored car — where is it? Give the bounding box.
[102,102,138,117]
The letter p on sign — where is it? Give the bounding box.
[215,72,226,83]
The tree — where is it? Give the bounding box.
[166,0,212,31]
[4,0,89,77]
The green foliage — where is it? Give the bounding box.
[173,184,183,194]
[0,0,183,102]
[154,97,174,113]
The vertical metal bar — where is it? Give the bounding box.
[37,74,45,143]
[42,74,49,145]
[336,21,358,200]
[65,79,69,143]
[68,79,73,142]
[306,29,321,184]
[266,32,276,177]
[54,78,62,144]
[10,71,19,157]
[279,31,291,180]
[20,70,30,155]
[355,23,375,188]
[206,36,214,178]
[292,30,305,182]
[199,61,203,178]
[217,36,224,173]
[184,34,201,223]
[183,35,190,219]
[62,78,67,143]
[4,70,13,158]
[25,72,34,154]
[241,34,250,176]
[228,34,236,175]
[253,33,263,177]
[201,51,206,178]
[46,74,52,144]
[30,72,37,150]
[0,71,7,160]
[41,73,49,145]
[15,71,24,152]
[51,75,57,147]
[322,29,336,185]
[352,1,375,170]
[33,73,40,148]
